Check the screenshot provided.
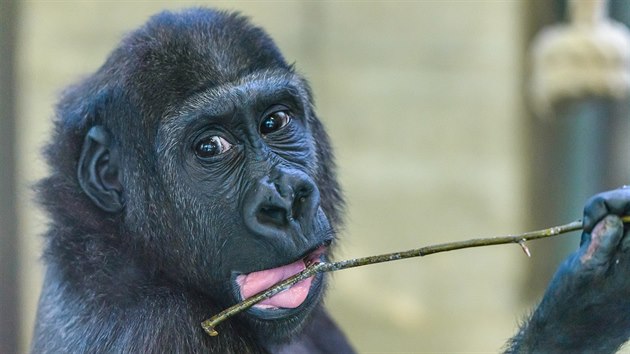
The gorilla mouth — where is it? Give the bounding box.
[235,246,327,310]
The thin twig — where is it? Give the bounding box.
[201,215,630,336]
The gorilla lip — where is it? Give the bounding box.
[235,246,326,310]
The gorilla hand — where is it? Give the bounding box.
[506,187,630,353]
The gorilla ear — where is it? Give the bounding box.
[78,126,124,213]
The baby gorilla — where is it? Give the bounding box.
[30,7,630,354]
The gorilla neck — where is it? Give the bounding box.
[36,228,269,353]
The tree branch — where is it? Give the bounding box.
[201,215,630,336]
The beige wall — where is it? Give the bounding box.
[16,1,527,352]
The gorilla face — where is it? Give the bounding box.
[151,71,335,337]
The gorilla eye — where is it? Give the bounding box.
[194,136,232,158]
[260,111,291,135]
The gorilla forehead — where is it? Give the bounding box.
[108,8,291,117]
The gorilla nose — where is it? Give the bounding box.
[244,170,320,238]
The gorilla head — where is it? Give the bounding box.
[34,8,346,352]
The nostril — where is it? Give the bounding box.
[295,185,312,201]
[257,205,289,227]
[292,186,314,221]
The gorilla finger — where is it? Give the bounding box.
[582,188,630,233]
[579,215,624,268]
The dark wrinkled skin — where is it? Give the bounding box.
[505,187,630,353]
[31,7,630,354]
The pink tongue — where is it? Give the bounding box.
[236,259,313,309]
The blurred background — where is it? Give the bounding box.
[1,1,629,353]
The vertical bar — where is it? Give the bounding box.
[551,98,625,256]
[0,0,20,353]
